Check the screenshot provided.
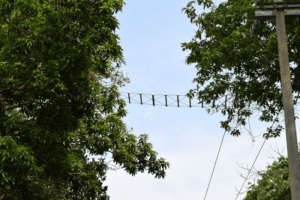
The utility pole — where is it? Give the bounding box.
[254,1,300,199]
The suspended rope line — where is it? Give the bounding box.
[203,130,226,200]
[235,138,267,200]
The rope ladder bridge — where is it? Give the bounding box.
[119,92,203,108]
[119,91,300,109]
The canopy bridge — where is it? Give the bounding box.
[119,92,201,108]
[119,92,300,108]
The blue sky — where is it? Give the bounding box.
[104,0,300,199]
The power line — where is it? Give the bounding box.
[235,138,267,200]
[203,130,226,200]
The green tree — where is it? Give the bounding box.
[181,0,300,138]
[243,148,300,200]
[0,0,169,199]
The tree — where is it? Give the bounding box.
[243,147,300,200]
[0,0,169,199]
[181,0,300,139]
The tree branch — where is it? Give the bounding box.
[52,20,84,41]
[53,38,74,54]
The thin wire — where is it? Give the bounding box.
[235,138,267,200]
[203,130,226,200]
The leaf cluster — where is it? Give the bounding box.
[244,151,300,200]
[182,0,300,138]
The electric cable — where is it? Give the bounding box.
[203,130,226,200]
[235,138,267,200]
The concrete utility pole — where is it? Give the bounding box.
[254,1,300,199]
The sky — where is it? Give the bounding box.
[103,0,300,200]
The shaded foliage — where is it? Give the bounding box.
[0,0,169,199]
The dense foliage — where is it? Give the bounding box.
[0,0,169,199]
[182,0,300,138]
[244,150,300,200]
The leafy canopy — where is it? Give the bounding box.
[244,148,300,200]
[0,0,169,199]
[182,0,300,138]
